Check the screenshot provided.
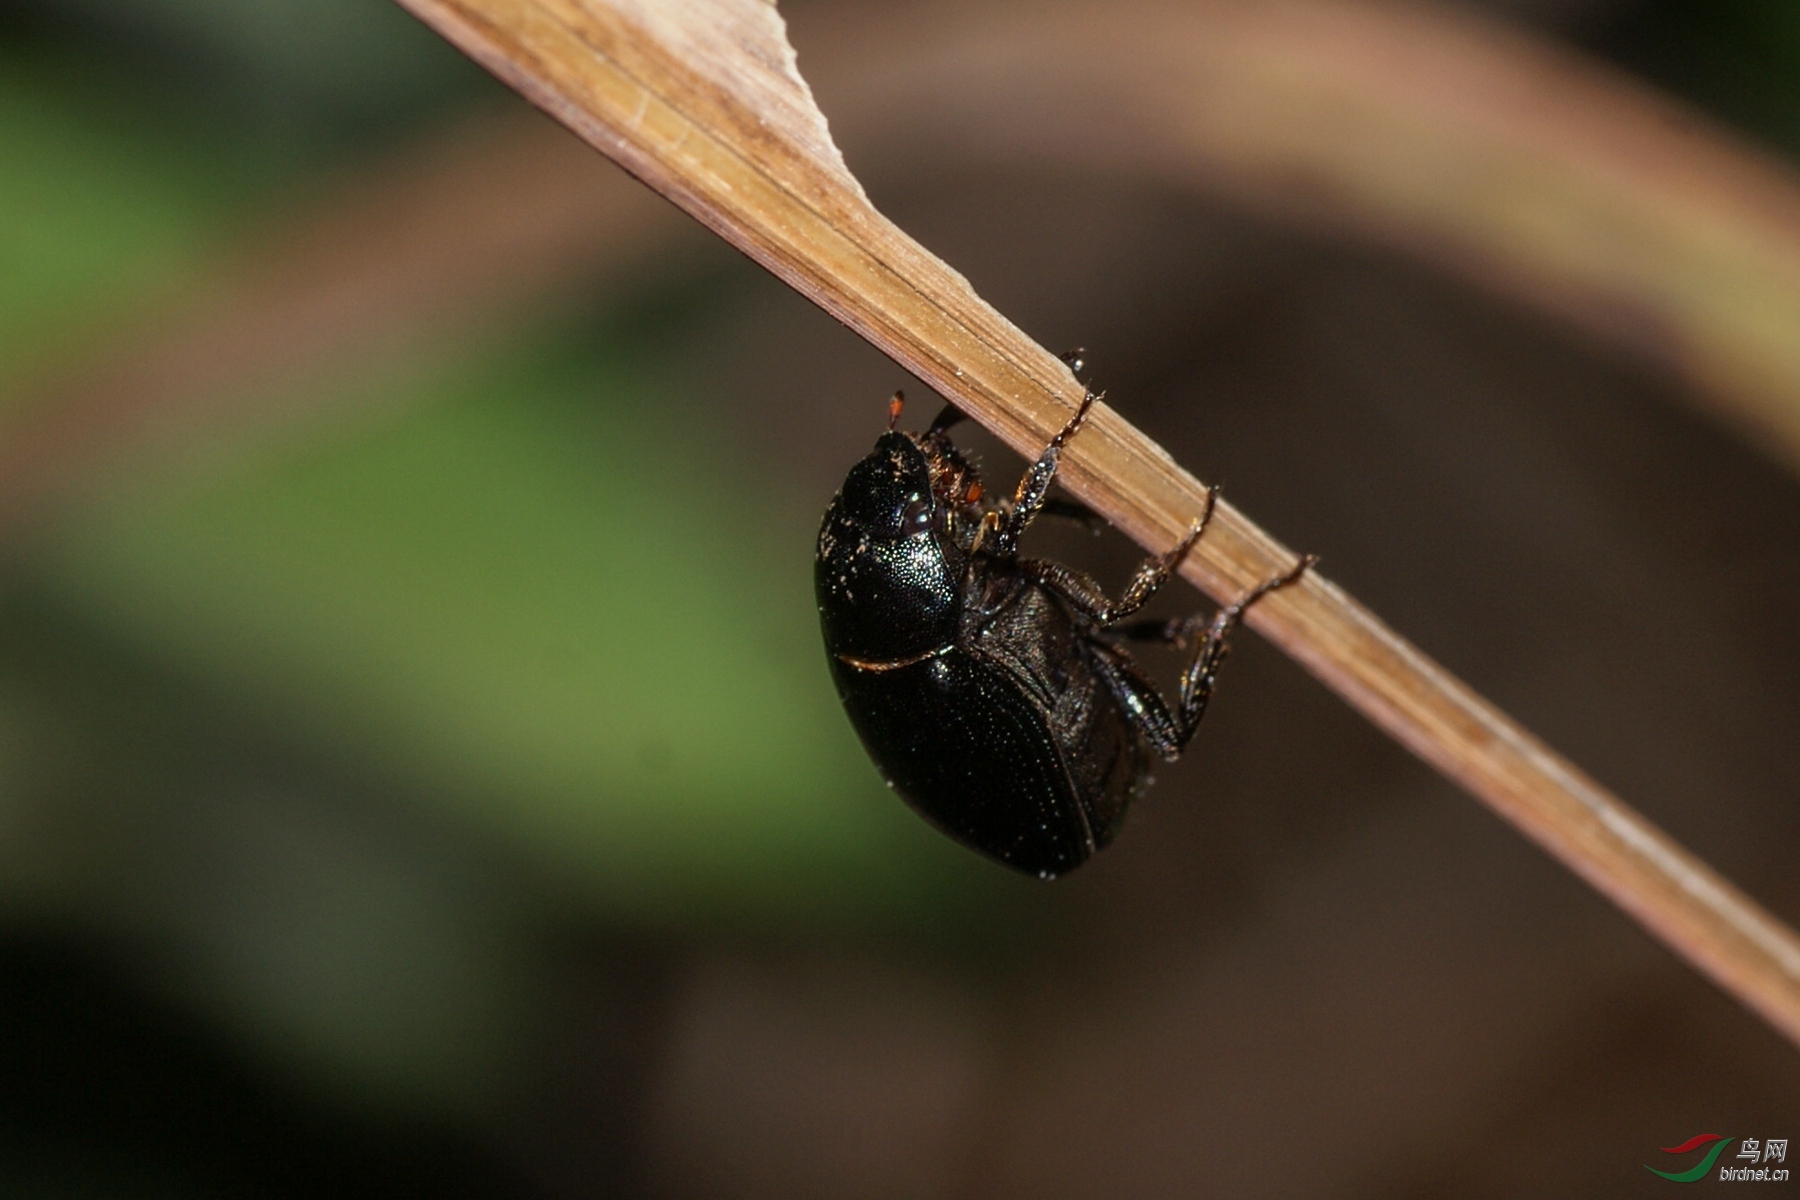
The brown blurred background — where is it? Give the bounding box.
[0,0,1795,1195]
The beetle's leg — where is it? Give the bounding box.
[969,509,1003,557]
[1015,559,1113,618]
[1019,541,1183,628]
[1083,640,1186,761]
[927,403,966,436]
[1016,486,1219,626]
[1018,526,1196,626]
[1106,614,1206,646]
[1038,497,1105,531]
[988,390,1098,557]
[1167,555,1317,750]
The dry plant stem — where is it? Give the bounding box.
[24,0,1800,520]
[4,0,1791,1041]
[800,0,1800,473]
[405,0,1800,1044]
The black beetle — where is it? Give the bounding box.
[815,366,1314,878]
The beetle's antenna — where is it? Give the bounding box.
[887,390,904,430]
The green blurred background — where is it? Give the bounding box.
[0,0,1797,1196]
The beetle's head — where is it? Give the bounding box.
[815,430,980,663]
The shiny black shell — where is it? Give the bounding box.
[816,432,1147,878]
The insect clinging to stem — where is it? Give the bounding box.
[815,355,1315,877]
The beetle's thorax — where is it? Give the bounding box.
[816,431,984,665]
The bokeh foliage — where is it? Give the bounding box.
[0,0,1000,1136]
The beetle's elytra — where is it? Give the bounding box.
[815,366,1313,878]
